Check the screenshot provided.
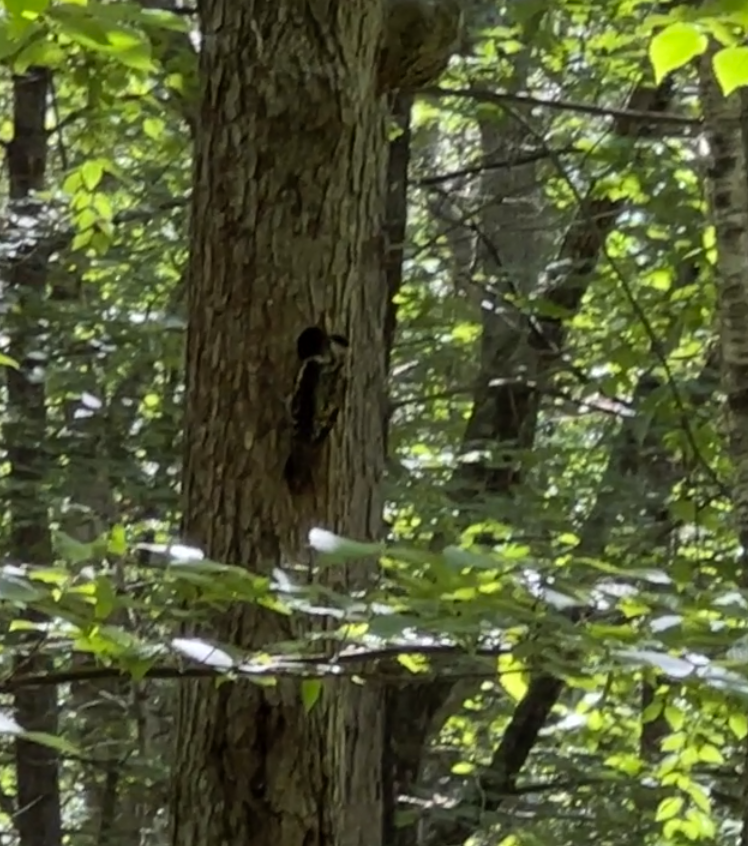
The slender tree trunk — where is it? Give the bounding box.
[171,2,390,846]
[4,66,62,846]
[699,45,748,846]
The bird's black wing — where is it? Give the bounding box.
[291,357,322,442]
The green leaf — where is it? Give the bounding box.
[451,761,475,775]
[604,753,644,776]
[14,35,66,69]
[0,353,19,369]
[397,653,430,674]
[664,704,685,730]
[92,192,113,220]
[498,653,529,702]
[115,46,155,72]
[3,0,49,19]
[93,577,117,621]
[712,46,748,95]
[649,23,707,83]
[143,117,164,140]
[682,780,711,814]
[0,569,43,603]
[300,679,322,713]
[107,525,127,557]
[729,712,748,740]
[698,743,724,764]
[656,795,684,822]
[642,699,663,723]
[51,7,155,70]
[308,529,382,562]
[53,530,96,565]
[72,228,93,252]
[0,18,23,59]
[441,546,497,570]
[138,6,191,33]
[661,733,685,752]
[80,160,104,191]
[51,8,112,47]
[23,730,82,756]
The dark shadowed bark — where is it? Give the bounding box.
[3,67,62,846]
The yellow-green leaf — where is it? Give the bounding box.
[649,23,707,84]
[80,160,103,191]
[451,761,475,775]
[729,712,748,740]
[712,46,748,96]
[656,795,684,822]
[0,353,19,369]
[698,743,724,764]
[664,705,685,731]
[498,653,529,702]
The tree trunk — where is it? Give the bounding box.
[4,66,63,846]
[171,2,390,846]
[699,50,748,556]
[699,43,748,846]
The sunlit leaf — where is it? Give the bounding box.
[712,45,748,94]
[108,525,127,557]
[80,159,104,191]
[397,653,430,674]
[498,653,529,702]
[729,711,748,739]
[649,22,707,83]
[0,353,19,369]
[656,795,684,822]
[697,743,724,764]
[664,704,685,730]
[451,761,475,775]
[3,0,49,19]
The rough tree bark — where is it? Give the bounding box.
[3,67,63,846]
[698,42,748,846]
[171,2,459,846]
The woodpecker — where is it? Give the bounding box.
[284,326,349,495]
